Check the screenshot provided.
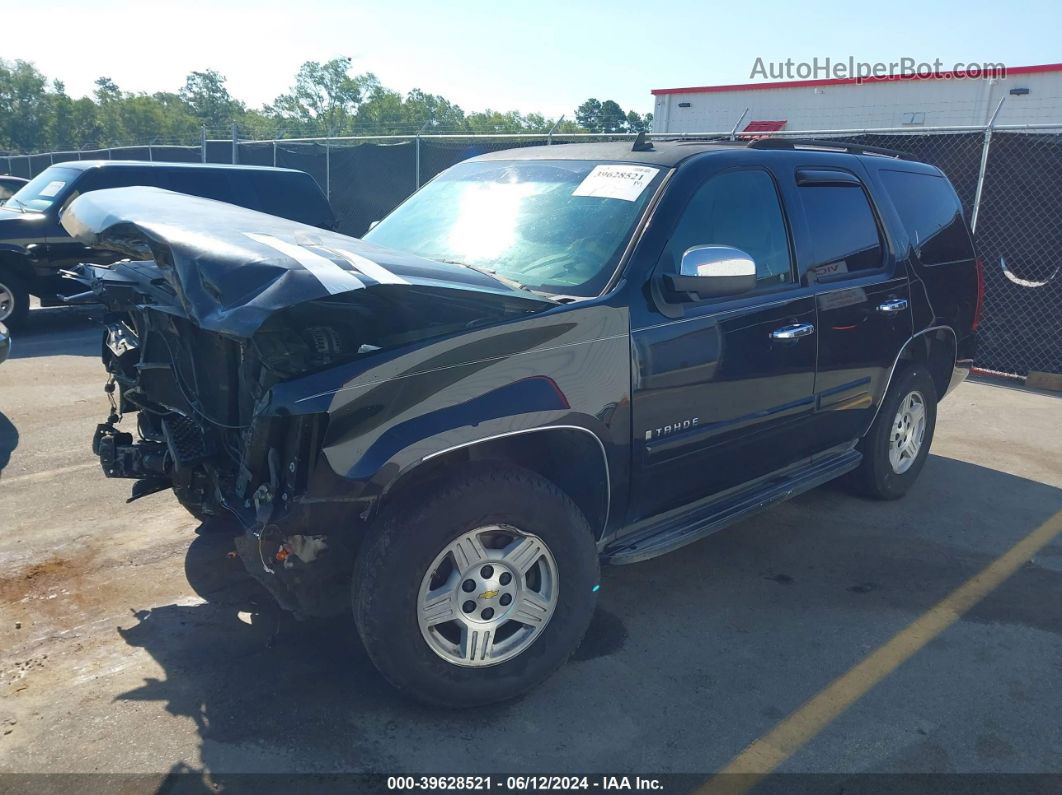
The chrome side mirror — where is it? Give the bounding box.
[665,245,758,301]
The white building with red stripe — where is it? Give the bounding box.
[651,63,1062,134]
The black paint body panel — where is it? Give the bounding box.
[77,141,980,615]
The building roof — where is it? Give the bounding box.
[652,62,1062,96]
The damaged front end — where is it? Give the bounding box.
[83,260,351,616]
[64,187,550,618]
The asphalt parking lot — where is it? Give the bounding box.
[1,306,1060,787]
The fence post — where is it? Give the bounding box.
[273,140,277,168]
[200,126,207,163]
[415,120,429,190]
[325,136,331,201]
[231,122,239,165]
[547,115,565,146]
[730,108,750,141]
[971,97,1006,235]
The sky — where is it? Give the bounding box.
[6,0,1062,120]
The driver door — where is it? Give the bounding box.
[628,167,819,523]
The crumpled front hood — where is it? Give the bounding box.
[61,186,539,337]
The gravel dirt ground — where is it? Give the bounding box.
[0,307,1060,786]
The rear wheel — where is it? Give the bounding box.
[0,271,29,329]
[849,364,938,500]
[353,463,599,708]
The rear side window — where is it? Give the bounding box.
[248,171,335,229]
[165,170,237,205]
[879,169,974,265]
[666,169,792,285]
[78,167,168,192]
[800,183,883,276]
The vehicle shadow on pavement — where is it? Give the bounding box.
[8,306,102,359]
[111,453,1062,779]
[0,411,16,475]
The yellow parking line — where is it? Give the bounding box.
[701,508,1062,795]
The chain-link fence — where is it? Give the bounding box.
[3,127,1060,379]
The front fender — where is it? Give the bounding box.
[270,302,632,527]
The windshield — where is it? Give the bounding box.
[363,159,664,297]
[6,166,81,213]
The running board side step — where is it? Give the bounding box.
[603,450,862,565]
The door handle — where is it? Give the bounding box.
[877,298,909,313]
[770,323,815,340]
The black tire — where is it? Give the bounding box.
[849,364,938,500]
[353,462,600,708]
[184,532,268,610]
[173,483,238,530]
[0,270,30,329]
[172,485,215,525]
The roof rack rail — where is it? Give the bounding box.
[653,134,739,144]
[747,138,912,159]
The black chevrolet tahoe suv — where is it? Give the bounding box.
[67,138,980,707]
[0,160,335,327]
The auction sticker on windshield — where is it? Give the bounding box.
[39,180,67,197]
[572,165,657,201]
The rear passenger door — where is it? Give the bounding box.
[793,166,911,451]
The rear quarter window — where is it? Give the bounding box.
[879,169,974,265]
[248,172,335,229]
[165,169,238,205]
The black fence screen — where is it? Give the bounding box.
[3,131,1060,377]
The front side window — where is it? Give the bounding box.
[663,169,793,286]
[800,184,883,276]
[5,166,81,213]
[363,159,664,297]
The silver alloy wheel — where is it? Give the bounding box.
[0,280,13,322]
[888,389,927,474]
[417,524,559,668]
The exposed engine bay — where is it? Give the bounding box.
[63,187,550,616]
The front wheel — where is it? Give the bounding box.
[0,271,30,328]
[353,463,600,708]
[849,364,938,500]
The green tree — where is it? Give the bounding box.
[93,76,125,144]
[626,110,653,133]
[269,57,370,134]
[353,77,406,133]
[574,98,603,131]
[1,57,599,154]
[575,98,653,133]
[597,100,627,133]
[0,60,50,152]
[180,69,244,130]
[402,88,465,131]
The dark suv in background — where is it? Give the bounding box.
[0,175,28,203]
[0,161,335,327]
[71,138,980,707]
